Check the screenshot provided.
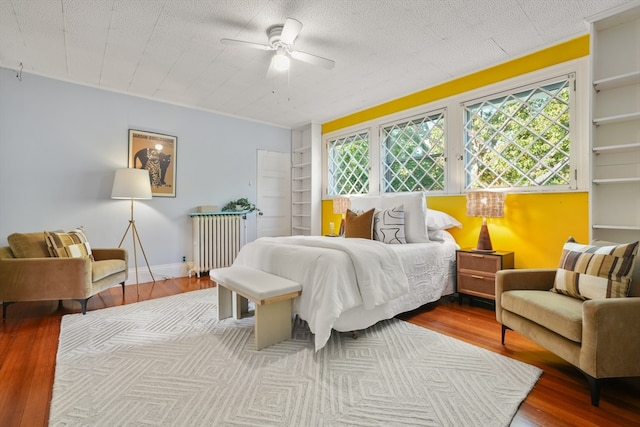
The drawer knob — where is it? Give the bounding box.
[471,275,485,279]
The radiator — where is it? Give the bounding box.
[190,214,245,277]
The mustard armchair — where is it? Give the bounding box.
[0,231,128,318]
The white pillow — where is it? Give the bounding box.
[427,209,462,230]
[349,195,381,212]
[373,205,406,244]
[379,192,429,243]
[427,229,455,242]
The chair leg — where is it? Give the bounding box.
[501,324,508,345]
[2,302,15,320]
[121,281,125,295]
[74,298,89,315]
[582,372,602,407]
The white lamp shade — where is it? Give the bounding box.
[111,168,152,200]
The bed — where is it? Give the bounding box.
[230,192,461,350]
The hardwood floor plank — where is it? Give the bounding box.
[0,278,638,426]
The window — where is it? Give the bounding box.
[327,131,370,196]
[381,111,446,193]
[463,76,573,189]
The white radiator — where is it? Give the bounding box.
[191,214,245,277]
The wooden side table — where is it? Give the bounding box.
[456,249,514,303]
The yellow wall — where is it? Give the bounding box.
[322,35,589,134]
[321,35,592,268]
[322,192,589,268]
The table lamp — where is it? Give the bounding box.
[466,191,505,252]
[332,197,351,236]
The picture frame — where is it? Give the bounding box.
[128,129,177,197]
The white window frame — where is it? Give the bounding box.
[379,108,448,194]
[322,58,590,197]
[461,73,576,191]
[323,127,373,198]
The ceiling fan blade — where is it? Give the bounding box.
[280,18,302,45]
[290,50,335,69]
[220,38,273,51]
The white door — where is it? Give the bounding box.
[257,150,291,238]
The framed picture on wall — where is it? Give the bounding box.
[128,129,177,197]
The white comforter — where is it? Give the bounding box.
[234,235,456,350]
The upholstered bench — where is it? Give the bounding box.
[209,266,301,350]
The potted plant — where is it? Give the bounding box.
[221,197,261,213]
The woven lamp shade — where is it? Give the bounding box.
[332,197,351,236]
[466,191,505,218]
[333,197,351,215]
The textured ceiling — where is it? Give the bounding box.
[0,0,631,129]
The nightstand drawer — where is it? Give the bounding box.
[458,273,496,297]
[456,249,514,302]
[457,252,502,273]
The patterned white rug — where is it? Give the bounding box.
[50,288,541,426]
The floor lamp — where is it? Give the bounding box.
[466,191,505,252]
[111,168,156,294]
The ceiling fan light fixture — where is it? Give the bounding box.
[273,52,290,71]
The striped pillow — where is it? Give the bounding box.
[45,227,93,259]
[553,237,638,300]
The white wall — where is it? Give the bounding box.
[0,68,291,280]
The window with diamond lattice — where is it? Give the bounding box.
[464,77,572,189]
[327,131,370,196]
[381,112,446,193]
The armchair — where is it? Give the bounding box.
[0,231,128,318]
[495,240,640,406]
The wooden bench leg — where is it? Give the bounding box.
[255,299,293,350]
[232,293,249,319]
[217,285,233,320]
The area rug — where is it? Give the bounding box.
[49,288,541,426]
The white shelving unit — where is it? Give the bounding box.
[588,1,640,243]
[291,123,322,236]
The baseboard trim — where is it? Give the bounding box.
[122,262,193,286]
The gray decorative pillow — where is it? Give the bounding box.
[373,205,406,244]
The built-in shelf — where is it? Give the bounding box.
[593,70,640,91]
[593,142,640,154]
[293,162,312,168]
[592,177,640,184]
[593,224,640,230]
[588,3,640,242]
[292,123,321,236]
[593,112,640,126]
[293,145,311,153]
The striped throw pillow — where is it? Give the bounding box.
[45,227,93,259]
[553,237,638,300]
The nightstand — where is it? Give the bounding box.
[456,249,514,303]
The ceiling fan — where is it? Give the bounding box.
[221,18,335,73]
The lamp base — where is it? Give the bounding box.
[474,219,495,252]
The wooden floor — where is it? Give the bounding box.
[1,277,638,426]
